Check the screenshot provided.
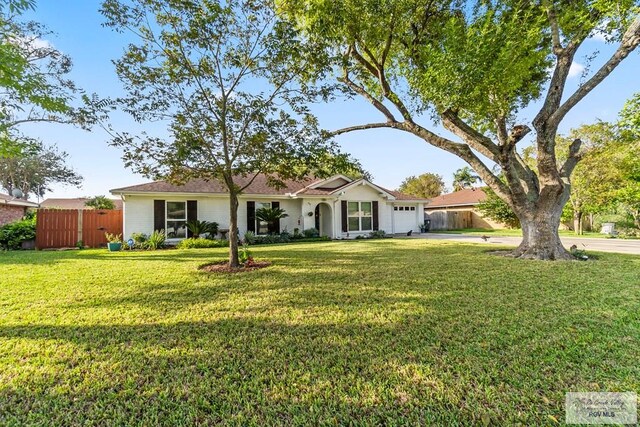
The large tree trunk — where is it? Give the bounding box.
[228,191,240,268]
[512,200,573,260]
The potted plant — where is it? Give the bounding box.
[105,233,123,251]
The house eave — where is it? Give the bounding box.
[425,203,478,209]
[1,199,39,208]
[110,190,308,199]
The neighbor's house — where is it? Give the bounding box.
[110,174,428,241]
[0,193,39,226]
[40,198,123,210]
[425,188,506,229]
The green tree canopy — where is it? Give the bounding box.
[279,0,640,259]
[0,138,82,199]
[85,196,116,210]
[619,92,640,139]
[398,172,445,198]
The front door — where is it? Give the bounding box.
[314,204,321,232]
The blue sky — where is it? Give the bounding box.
[19,1,640,200]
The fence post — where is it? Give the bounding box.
[77,209,83,245]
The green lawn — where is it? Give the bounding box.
[1,240,638,425]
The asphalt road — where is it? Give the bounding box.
[406,233,640,255]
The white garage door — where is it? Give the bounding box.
[393,206,418,233]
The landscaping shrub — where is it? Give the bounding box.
[302,228,319,238]
[146,230,166,250]
[243,231,255,245]
[130,232,148,249]
[617,227,640,239]
[369,230,386,239]
[176,238,229,249]
[279,231,291,242]
[0,215,36,250]
[243,231,329,245]
[251,234,285,245]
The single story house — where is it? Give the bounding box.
[425,187,505,229]
[40,198,123,210]
[0,193,39,226]
[110,174,429,241]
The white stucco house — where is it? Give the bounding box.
[110,174,428,241]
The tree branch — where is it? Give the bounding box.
[550,14,640,128]
[441,109,500,161]
[559,138,583,178]
[546,3,563,54]
[338,59,397,123]
[332,122,396,136]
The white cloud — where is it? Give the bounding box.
[9,35,54,51]
[568,62,585,78]
[29,37,53,50]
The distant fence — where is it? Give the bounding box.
[36,209,123,249]
[426,210,472,231]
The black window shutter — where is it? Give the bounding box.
[271,201,280,234]
[247,201,255,232]
[372,201,379,231]
[341,201,348,232]
[187,200,197,237]
[154,200,165,232]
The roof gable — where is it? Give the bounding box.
[308,175,353,190]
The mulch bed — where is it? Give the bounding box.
[199,260,272,273]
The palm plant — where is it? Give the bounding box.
[452,167,480,191]
[255,207,288,234]
[186,220,219,239]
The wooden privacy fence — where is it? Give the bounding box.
[36,209,123,249]
[425,210,472,231]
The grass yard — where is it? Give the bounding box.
[436,228,609,239]
[0,240,639,425]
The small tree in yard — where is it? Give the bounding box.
[102,0,358,267]
[280,0,640,259]
[477,188,520,229]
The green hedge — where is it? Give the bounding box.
[245,235,330,245]
[176,238,229,249]
[0,215,36,250]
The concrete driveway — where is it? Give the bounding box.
[405,233,640,255]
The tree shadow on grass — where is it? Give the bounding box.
[0,306,637,426]
[0,239,488,266]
